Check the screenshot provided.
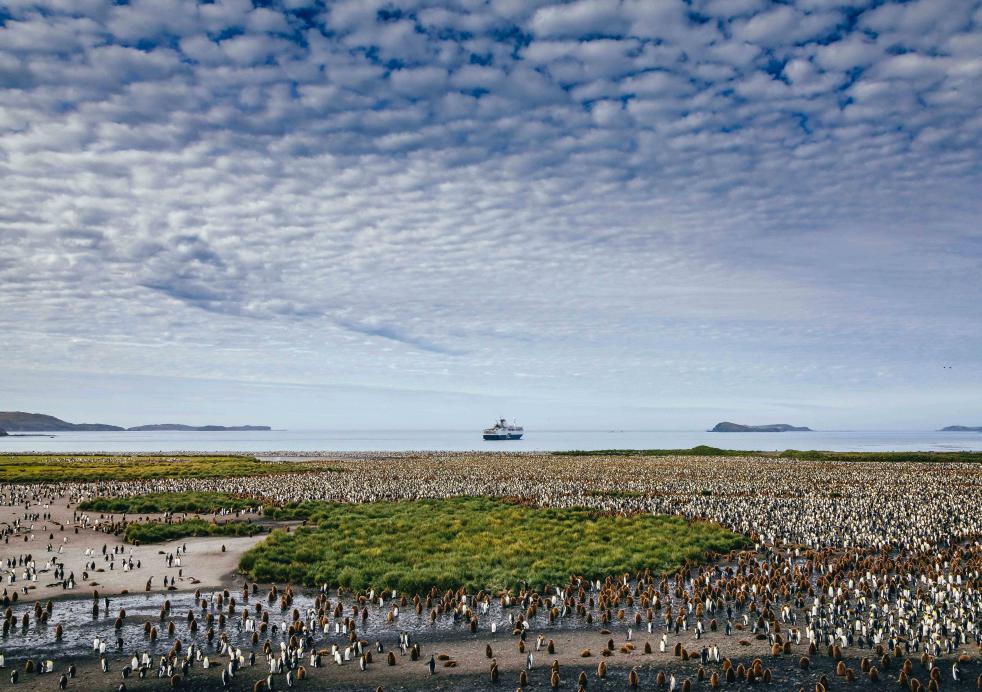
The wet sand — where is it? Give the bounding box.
[6,622,978,691]
[0,501,271,604]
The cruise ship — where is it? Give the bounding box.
[483,418,524,440]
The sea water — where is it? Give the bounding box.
[1,429,981,453]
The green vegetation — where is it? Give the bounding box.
[0,454,302,483]
[79,492,259,515]
[239,497,747,593]
[554,446,982,463]
[263,501,323,521]
[124,519,264,545]
[556,445,749,457]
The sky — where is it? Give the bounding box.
[1,0,981,431]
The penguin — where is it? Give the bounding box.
[427,655,436,675]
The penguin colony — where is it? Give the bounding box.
[0,451,977,690]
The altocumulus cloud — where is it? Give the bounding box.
[1,0,981,428]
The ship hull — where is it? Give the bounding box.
[483,433,509,440]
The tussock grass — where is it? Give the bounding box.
[124,519,263,545]
[0,455,298,482]
[554,446,982,463]
[239,497,747,593]
[79,492,259,514]
[262,501,324,521]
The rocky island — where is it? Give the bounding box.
[710,421,812,432]
[0,412,269,432]
[940,425,982,432]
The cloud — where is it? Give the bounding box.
[2,0,982,428]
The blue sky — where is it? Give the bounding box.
[1,0,981,430]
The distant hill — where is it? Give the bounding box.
[126,424,271,432]
[0,412,124,431]
[940,425,982,432]
[710,422,812,433]
[0,412,268,432]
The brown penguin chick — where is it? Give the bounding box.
[629,668,639,688]
[486,644,493,659]
[597,660,606,678]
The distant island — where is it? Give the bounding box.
[940,425,982,432]
[127,424,271,432]
[0,412,269,433]
[0,428,7,437]
[710,422,812,433]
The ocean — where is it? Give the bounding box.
[1,429,981,454]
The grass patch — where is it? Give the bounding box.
[0,455,301,483]
[263,502,323,521]
[557,445,749,457]
[124,519,264,545]
[79,492,260,515]
[239,497,747,593]
[554,446,982,463]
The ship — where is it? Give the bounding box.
[483,418,524,440]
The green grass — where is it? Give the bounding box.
[0,454,302,482]
[79,492,260,515]
[124,519,264,545]
[239,497,747,593]
[554,446,982,463]
[262,501,324,521]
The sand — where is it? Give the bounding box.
[0,501,269,604]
